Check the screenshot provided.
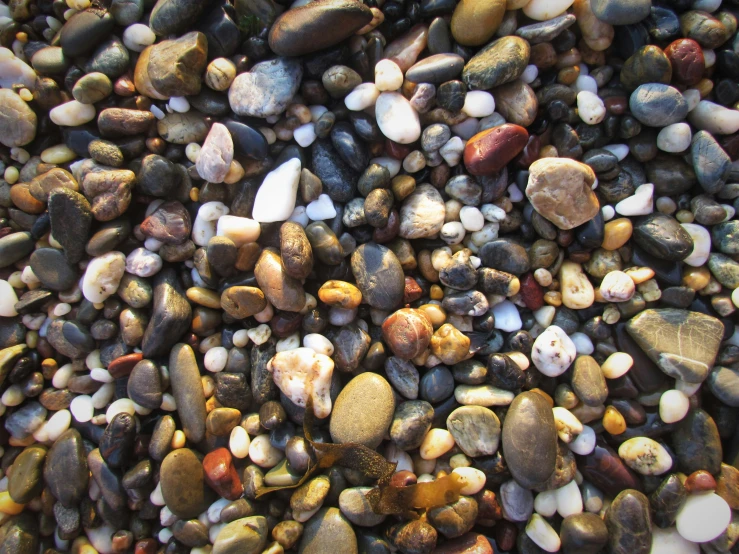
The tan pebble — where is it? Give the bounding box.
[603,406,626,435]
[601,218,632,250]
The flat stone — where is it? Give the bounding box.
[501,391,557,489]
[8,445,47,504]
[398,184,445,239]
[160,448,213,519]
[604,490,652,554]
[43,429,88,507]
[127,359,163,409]
[629,84,689,127]
[632,213,694,262]
[330,372,395,448]
[29,248,78,291]
[462,36,530,90]
[168,344,207,443]
[0,89,37,148]
[141,268,191,357]
[590,0,651,25]
[451,0,505,46]
[464,124,529,175]
[447,405,500,457]
[48,188,92,264]
[299,507,358,554]
[254,249,306,312]
[672,408,722,476]
[150,0,208,36]
[268,0,373,57]
[229,58,302,118]
[197,122,233,184]
[625,309,723,383]
[212,516,268,554]
[351,243,405,310]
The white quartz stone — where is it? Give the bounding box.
[375,92,421,144]
[252,158,301,223]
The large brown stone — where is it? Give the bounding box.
[464,124,529,175]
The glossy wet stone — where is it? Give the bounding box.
[605,490,652,554]
[168,344,207,444]
[160,448,214,519]
[330,373,394,448]
[43,429,88,508]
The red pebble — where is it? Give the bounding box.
[390,470,418,487]
[464,124,529,175]
[434,533,493,554]
[475,489,503,521]
[107,352,144,378]
[519,273,544,310]
[386,139,413,159]
[685,470,717,493]
[403,276,424,304]
[495,520,517,552]
[134,539,158,554]
[664,38,705,86]
[203,447,244,500]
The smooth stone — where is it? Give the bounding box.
[382,308,433,360]
[127,359,163,410]
[160,448,213,519]
[632,214,694,262]
[268,0,372,57]
[140,201,191,245]
[390,400,434,451]
[526,158,599,230]
[629,84,688,127]
[212,516,268,554]
[168,344,207,443]
[0,90,36,148]
[141,268,191,357]
[605,490,652,554]
[43,429,88,507]
[350,243,404,310]
[502,391,557,489]
[492,80,538,127]
[398,184,445,239]
[649,474,687,528]
[197,123,233,184]
[406,54,464,83]
[223,119,269,160]
[339,487,386,527]
[464,124,528,176]
[675,493,731,543]
[254,249,306,312]
[707,366,739,407]
[29,248,77,291]
[625,308,723,383]
[299,507,357,554]
[450,0,505,46]
[229,58,302,118]
[375,92,421,145]
[48,188,92,264]
[447,405,500,457]
[150,0,208,35]
[330,373,394,448]
[312,139,358,202]
[479,239,530,275]
[8,445,47,504]
[591,0,651,25]
[59,10,115,57]
[560,513,608,554]
[672,409,722,475]
[572,355,608,407]
[0,232,34,268]
[462,36,530,90]
[691,130,731,194]
[516,14,576,43]
[330,122,368,173]
[253,158,301,223]
[664,38,705,86]
[620,45,672,90]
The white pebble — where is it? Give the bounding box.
[570,332,594,355]
[233,329,250,348]
[90,368,113,383]
[615,183,654,216]
[601,352,633,379]
[45,409,71,442]
[208,498,231,524]
[249,434,283,468]
[252,158,302,223]
[70,395,94,422]
[216,215,261,247]
[375,92,421,144]
[602,143,629,160]
[552,407,583,443]
[492,300,522,332]
[122,23,156,52]
[168,96,189,113]
[520,64,539,84]
[657,122,692,152]
[555,480,583,517]
[229,426,251,459]
[247,324,271,345]
[106,398,136,423]
[306,194,337,221]
[459,206,485,232]
[650,526,699,554]
[52,363,75,389]
[92,382,115,410]
[659,389,690,423]
[601,205,615,221]
[303,333,334,356]
[680,223,711,267]
[568,425,596,455]
[676,493,731,543]
[462,91,495,118]
[82,251,127,303]
[293,122,317,147]
[204,346,228,372]
[599,270,635,302]
[0,280,18,317]
[345,83,381,111]
[526,513,561,553]
[619,437,673,476]
[451,467,486,495]
[370,156,401,177]
[577,91,606,125]
[375,59,404,91]
[440,221,465,245]
[49,100,96,126]
[276,333,300,352]
[532,326,577,377]
[125,247,162,278]
[1,385,23,406]
[573,75,598,94]
[534,490,558,517]
[419,429,455,460]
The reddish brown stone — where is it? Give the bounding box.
[382,308,433,360]
[269,311,303,338]
[475,490,502,522]
[135,539,158,554]
[403,276,423,304]
[515,134,540,168]
[494,520,517,552]
[519,273,544,310]
[0,228,13,240]
[716,463,739,509]
[390,470,417,487]
[203,447,243,500]
[604,96,627,115]
[108,353,144,378]
[140,201,191,245]
[684,470,717,493]
[386,139,412,160]
[665,38,705,86]
[464,124,529,176]
[434,533,493,554]
[719,133,739,161]
[373,209,400,243]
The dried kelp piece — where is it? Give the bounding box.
[255,398,466,516]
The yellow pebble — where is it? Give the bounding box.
[682,266,711,291]
[4,166,19,185]
[430,285,444,300]
[530,388,554,407]
[539,145,558,158]
[223,160,245,185]
[15,32,27,43]
[41,144,76,164]
[190,187,200,202]
[675,209,694,223]
[0,491,25,515]
[19,88,33,102]
[171,430,186,449]
[603,405,627,435]
[543,291,562,307]
[601,218,632,250]
[418,304,446,328]
[186,287,222,309]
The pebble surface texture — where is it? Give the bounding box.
[0,0,738,553]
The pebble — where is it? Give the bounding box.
[0,90,37,148]
[229,58,302,117]
[676,492,731,543]
[82,251,127,303]
[375,92,421,145]
[331,372,394,448]
[268,348,334,418]
[253,159,302,223]
[462,36,530,90]
[197,123,233,184]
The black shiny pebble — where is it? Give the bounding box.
[223,119,268,160]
